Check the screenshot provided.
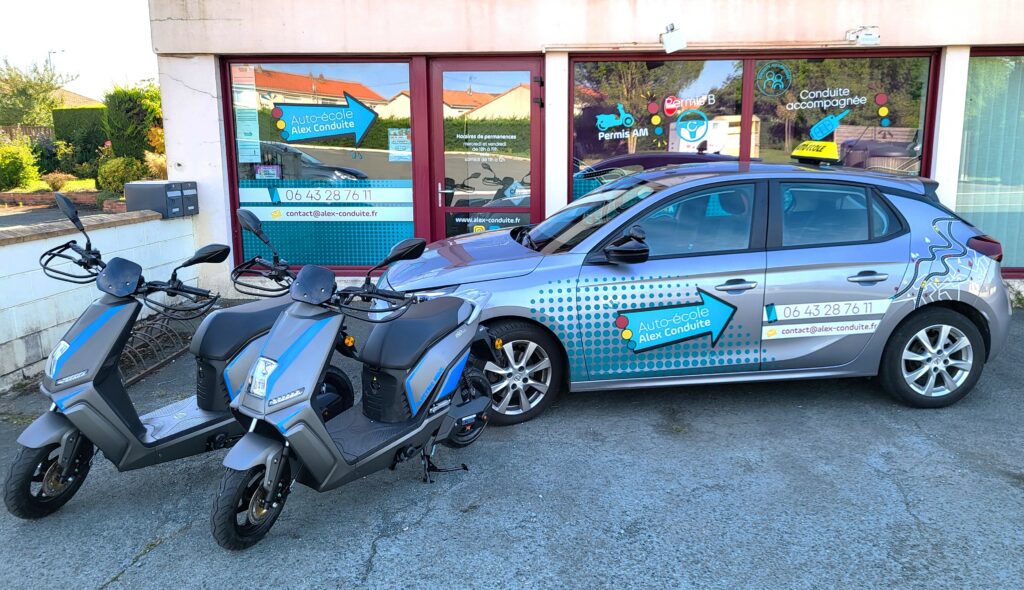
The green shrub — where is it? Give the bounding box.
[41,171,75,191]
[31,137,59,174]
[103,85,160,160]
[0,139,41,191]
[94,190,121,208]
[52,106,107,173]
[97,156,146,194]
[144,151,167,179]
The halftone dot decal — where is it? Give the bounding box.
[528,274,771,381]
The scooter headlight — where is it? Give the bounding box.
[268,387,304,407]
[249,357,278,398]
[46,341,70,379]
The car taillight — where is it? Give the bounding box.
[967,235,1003,262]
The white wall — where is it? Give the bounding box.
[0,218,196,391]
[149,0,1024,54]
[159,54,236,294]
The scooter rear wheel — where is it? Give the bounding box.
[4,440,94,520]
[442,367,490,448]
[211,464,290,550]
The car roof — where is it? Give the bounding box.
[626,161,930,195]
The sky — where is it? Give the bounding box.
[2,1,158,100]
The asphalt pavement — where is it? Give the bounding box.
[0,312,1021,589]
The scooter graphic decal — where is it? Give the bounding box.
[595,103,636,132]
[615,289,736,353]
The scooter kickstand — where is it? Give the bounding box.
[420,448,468,484]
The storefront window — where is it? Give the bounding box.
[572,59,743,200]
[229,62,414,266]
[753,56,931,174]
[956,54,1024,268]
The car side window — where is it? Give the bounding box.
[636,183,755,257]
[870,195,903,239]
[780,182,870,247]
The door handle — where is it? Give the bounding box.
[715,279,758,292]
[847,271,889,284]
[436,182,454,207]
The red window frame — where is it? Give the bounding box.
[567,48,942,203]
[964,46,1024,277]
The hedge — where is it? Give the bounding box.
[52,106,108,173]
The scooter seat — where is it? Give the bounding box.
[189,296,292,361]
[359,296,469,370]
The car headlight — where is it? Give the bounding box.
[249,357,278,398]
[413,286,458,300]
[46,341,69,378]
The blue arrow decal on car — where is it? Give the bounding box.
[615,288,736,353]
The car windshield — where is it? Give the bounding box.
[522,176,686,254]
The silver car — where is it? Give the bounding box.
[383,163,1011,425]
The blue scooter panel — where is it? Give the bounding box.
[43,296,140,392]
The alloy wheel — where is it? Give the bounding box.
[483,339,552,416]
[901,324,974,397]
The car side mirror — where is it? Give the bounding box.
[180,244,231,268]
[383,238,426,266]
[604,225,649,264]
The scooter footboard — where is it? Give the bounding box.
[17,410,76,449]
[223,432,283,472]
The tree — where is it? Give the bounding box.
[103,83,162,159]
[0,58,77,126]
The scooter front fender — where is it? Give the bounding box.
[223,431,283,472]
[17,410,76,449]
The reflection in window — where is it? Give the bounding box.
[441,71,532,214]
[229,62,414,266]
[572,60,744,200]
[956,55,1024,267]
[753,57,931,174]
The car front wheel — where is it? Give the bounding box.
[879,308,986,408]
[480,320,564,425]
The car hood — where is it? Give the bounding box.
[385,230,543,291]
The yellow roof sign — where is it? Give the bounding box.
[791,140,840,165]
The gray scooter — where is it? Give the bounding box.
[210,230,495,549]
[3,196,352,519]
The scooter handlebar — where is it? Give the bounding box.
[39,240,105,284]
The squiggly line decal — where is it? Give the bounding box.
[892,217,967,307]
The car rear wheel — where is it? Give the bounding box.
[879,308,986,408]
[480,320,564,425]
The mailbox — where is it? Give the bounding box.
[125,181,199,219]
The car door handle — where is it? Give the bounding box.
[715,279,758,292]
[847,271,889,283]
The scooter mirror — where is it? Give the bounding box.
[481,163,494,173]
[383,238,426,266]
[237,209,270,245]
[467,172,481,179]
[180,243,231,268]
[55,193,84,232]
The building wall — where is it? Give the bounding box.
[149,0,1024,54]
[150,0,1024,283]
[0,215,196,390]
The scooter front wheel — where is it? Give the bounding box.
[4,440,94,520]
[211,464,290,550]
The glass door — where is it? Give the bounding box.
[428,58,543,239]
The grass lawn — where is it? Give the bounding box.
[6,178,97,193]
